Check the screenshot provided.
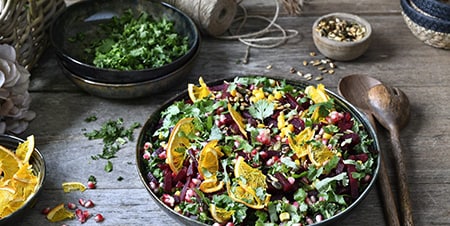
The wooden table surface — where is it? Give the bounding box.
[15,0,450,225]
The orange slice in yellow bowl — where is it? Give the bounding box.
[15,135,35,164]
[0,145,22,180]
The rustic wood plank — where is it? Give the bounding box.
[11,0,450,225]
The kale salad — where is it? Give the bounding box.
[139,76,379,225]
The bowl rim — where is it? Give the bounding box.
[0,134,46,223]
[135,75,381,226]
[312,12,373,46]
[410,0,450,21]
[50,0,200,76]
[62,41,200,87]
[401,0,450,33]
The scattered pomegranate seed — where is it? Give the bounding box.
[84,199,95,208]
[87,181,96,189]
[41,207,51,215]
[75,209,87,223]
[94,213,105,222]
[67,202,77,210]
[78,198,86,206]
[83,210,91,218]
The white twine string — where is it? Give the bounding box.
[217,0,299,49]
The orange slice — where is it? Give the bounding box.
[0,145,23,180]
[46,203,75,222]
[227,103,248,138]
[305,84,330,104]
[188,77,213,102]
[227,156,270,209]
[234,156,266,190]
[0,186,15,211]
[166,117,195,173]
[198,140,223,179]
[199,176,224,193]
[309,144,336,167]
[15,135,35,164]
[209,204,235,224]
[288,127,315,158]
[61,182,87,192]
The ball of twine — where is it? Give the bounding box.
[165,0,238,37]
[166,0,299,49]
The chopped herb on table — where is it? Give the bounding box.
[83,9,189,70]
[84,117,141,172]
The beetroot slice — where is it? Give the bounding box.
[346,164,359,199]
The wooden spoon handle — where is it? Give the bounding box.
[377,154,401,226]
[391,129,414,226]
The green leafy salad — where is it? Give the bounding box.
[140,76,378,225]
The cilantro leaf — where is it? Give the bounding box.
[248,99,274,121]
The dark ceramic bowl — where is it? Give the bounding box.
[61,43,199,99]
[410,0,450,21]
[401,0,450,49]
[50,0,200,84]
[136,76,381,225]
[0,135,46,226]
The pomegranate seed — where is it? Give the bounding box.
[78,198,85,206]
[142,151,151,160]
[67,202,77,210]
[87,181,96,189]
[94,213,105,222]
[260,151,268,159]
[84,199,95,208]
[75,209,87,223]
[143,142,152,150]
[162,194,175,207]
[41,207,51,215]
[158,151,166,159]
[83,210,91,219]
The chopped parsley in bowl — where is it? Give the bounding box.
[136,76,380,225]
[50,0,199,84]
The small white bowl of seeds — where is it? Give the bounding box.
[312,12,372,61]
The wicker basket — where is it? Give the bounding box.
[0,0,66,70]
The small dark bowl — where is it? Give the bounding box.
[136,76,380,225]
[61,42,199,99]
[0,135,46,226]
[50,0,200,84]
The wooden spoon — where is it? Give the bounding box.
[367,84,413,226]
[338,74,400,226]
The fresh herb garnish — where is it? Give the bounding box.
[248,99,274,121]
[84,118,140,171]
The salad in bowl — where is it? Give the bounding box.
[137,76,380,225]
